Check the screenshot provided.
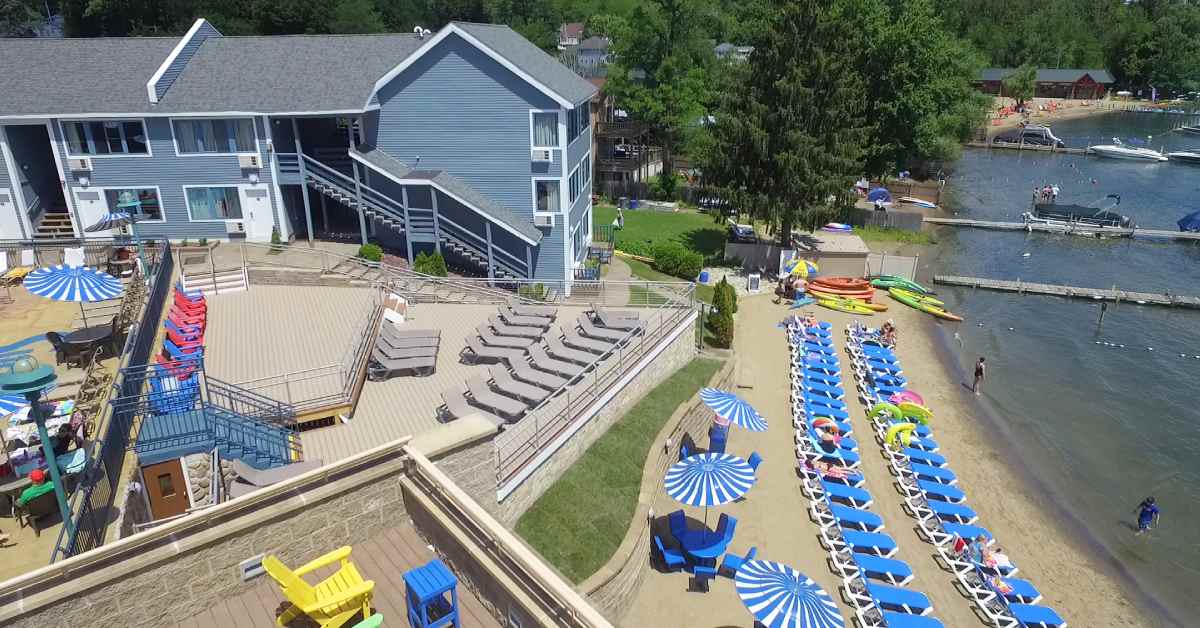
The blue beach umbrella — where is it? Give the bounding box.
[866,187,891,203]
[736,560,844,628]
[700,388,768,431]
[665,452,757,507]
[0,394,27,416]
[24,265,124,327]
[84,211,133,233]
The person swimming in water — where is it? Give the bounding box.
[1135,496,1160,535]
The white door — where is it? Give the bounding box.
[72,187,110,240]
[239,185,274,242]
[0,188,23,239]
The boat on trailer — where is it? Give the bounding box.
[1167,151,1200,165]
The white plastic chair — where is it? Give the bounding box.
[63,247,85,268]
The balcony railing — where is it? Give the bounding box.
[595,120,649,137]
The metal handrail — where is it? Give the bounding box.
[435,213,527,276]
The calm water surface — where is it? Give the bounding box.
[927,112,1200,624]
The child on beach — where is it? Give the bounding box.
[973,357,986,395]
[1135,496,1160,535]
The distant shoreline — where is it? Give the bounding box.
[984,97,1125,138]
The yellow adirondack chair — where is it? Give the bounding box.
[264,546,375,628]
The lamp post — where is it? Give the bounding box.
[114,190,149,277]
[0,356,73,537]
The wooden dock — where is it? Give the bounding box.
[923,217,1200,242]
[966,140,1089,155]
[933,275,1200,309]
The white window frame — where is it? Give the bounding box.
[182,184,246,222]
[94,185,167,223]
[59,118,153,159]
[568,162,581,205]
[170,117,260,157]
[531,176,563,216]
[529,109,561,149]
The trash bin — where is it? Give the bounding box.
[630,199,639,209]
[698,270,710,284]
[618,196,628,209]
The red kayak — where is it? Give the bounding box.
[812,277,872,291]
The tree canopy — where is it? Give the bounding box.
[1002,63,1037,107]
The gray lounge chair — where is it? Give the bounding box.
[545,335,596,365]
[440,385,506,426]
[382,325,441,339]
[500,306,552,328]
[228,458,326,498]
[466,376,528,420]
[460,336,526,365]
[368,350,436,380]
[509,302,557,319]
[594,308,644,331]
[562,328,615,354]
[529,344,584,380]
[376,343,438,360]
[578,316,630,342]
[489,365,550,404]
[488,315,543,339]
[379,333,439,349]
[478,325,535,349]
[511,362,567,391]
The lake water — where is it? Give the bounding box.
[927,112,1200,625]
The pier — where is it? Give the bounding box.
[966,140,1089,155]
[923,217,1200,242]
[933,275,1200,309]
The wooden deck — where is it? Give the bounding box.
[172,522,501,628]
[934,275,1200,309]
[301,303,591,463]
[923,216,1200,242]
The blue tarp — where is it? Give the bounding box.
[1178,210,1200,232]
[867,187,892,203]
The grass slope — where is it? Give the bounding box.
[515,358,724,583]
[593,205,726,260]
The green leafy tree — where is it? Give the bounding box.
[0,0,42,36]
[1002,62,1037,108]
[701,0,869,245]
[330,0,385,33]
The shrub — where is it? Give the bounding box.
[180,239,190,247]
[198,237,208,247]
[357,243,383,262]
[647,172,683,200]
[707,307,734,349]
[413,251,448,276]
[713,276,737,316]
[270,226,282,246]
[518,282,548,301]
[650,241,703,280]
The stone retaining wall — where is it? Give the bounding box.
[247,267,372,288]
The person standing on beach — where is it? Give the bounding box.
[972,357,986,395]
[1051,184,1060,203]
[1135,497,1160,535]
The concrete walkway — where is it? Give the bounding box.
[604,256,633,306]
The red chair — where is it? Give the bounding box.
[168,306,205,326]
[173,294,206,313]
[156,354,196,380]
[166,328,202,349]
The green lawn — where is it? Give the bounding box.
[853,225,935,245]
[623,257,715,304]
[514,358,724,583]
[593,205,727,260]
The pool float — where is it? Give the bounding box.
[822,222,853,232]
[884,422,917,449]
[889,390,925,405]
[869,402,903,420]
[888,287,964,322]
[897,401,932,424]
[818,298,874,315]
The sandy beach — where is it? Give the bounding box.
[984,97,1130,137]
[624,288,1160,627]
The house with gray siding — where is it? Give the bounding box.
[0,19,596,288]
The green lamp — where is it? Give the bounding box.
[0,356,74,537]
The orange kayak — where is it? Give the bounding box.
[808,285,875,299]
[812,277,871,291]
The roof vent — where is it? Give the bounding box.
[414,26,432,39]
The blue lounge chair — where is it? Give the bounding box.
[926,499,978,524]
[1009,603,1066,627]
[872,384,907,396]
[804,381,845,398]
[861,345,896,358]
[802,370,841,385]
[988,577,1042,604]
[883,420,932,438]
[805,393,848,409]
[804,342,836,355]
[747,452,763,473]
[827,504,884,532]
[943,522,991,541]
[804,334,833,346]
[653,536,686,571]
[878,612,945,628]
[903,448,947,467]
[852,553,913,585]
[867,582,933,614]
[806,404,851,421]
[808,438,860,465]
[873,373,908,386]
[801,362,841,376]
[905,435,940,453]
[719,546,756,577]
[866,358,901,371]
[919,480,966,503]
[840,530,898,557]
[811,430,857,451]
[821,480,873,508]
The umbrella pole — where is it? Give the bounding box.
[78,301,88,328]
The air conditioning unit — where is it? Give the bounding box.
[531,148,553,162]
[238,154,262,169]
[534,214,555,228]
[225,221,246,234]
[68,157,92,172]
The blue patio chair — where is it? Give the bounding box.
[692,565,718,592]
[715,513,737,541]
[747,452,763,473]
[679,442,690,462]
[1009,603,1066,627]
[165,319,202,341]
[867,582,933,615]
[719,546,756,578]
[162,338,203,360]
[668,510,688,540]
[653,535,687,571]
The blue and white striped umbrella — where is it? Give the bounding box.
[700,388,768,431]
[664,452,756,507]
[0,394,28,417]
[84,211,133,232]
[736,560,843,628]
[25,265,123,303]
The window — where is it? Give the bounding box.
[535,180,560,213]
[63,120,148,156]
[173,118,256,154]
[567,105,590,143]
[569,153,591,204]
[103,188,163,221]
[156,473,176,497]
[531,112,558,148]
[569,166,581,204]
[582,153,591,186]
[186,186,243,221]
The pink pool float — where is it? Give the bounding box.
[889,390,925,405]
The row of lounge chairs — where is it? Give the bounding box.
[440,306,642,427]
[367,325,440,380]
[149,283,208,414]
[786,320,946,628]
[844,322,1066,628]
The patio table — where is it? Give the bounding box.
[64,325,115,357]
[678,529,731,560]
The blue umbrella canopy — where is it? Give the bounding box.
[866,187,891,203]
[700,388,768,431]
[0,394,27,416]
[736,560,844,628]
[84,211,133,233]
[24,265,123,303]
[664,452,757,507]
[1178,210,1200,232]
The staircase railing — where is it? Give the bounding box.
[302,155,408,229]
[436,213,528,277]
[204,375,297,428]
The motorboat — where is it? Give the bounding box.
[898,196,937,209]
[1167,151,1200,164]
[1174,125,1200,135]
[1087,138,1167,161]
[992,125,1065,148]
[1022,195,1132,231]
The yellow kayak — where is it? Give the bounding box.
[808,289,888,311]
[818,298,874,314]
[890,287,944,307]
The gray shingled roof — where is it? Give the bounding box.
[978,68,1114,84]
[155,34,422,113]
[0,37,180,116]
[454,22,598,106]
[351,145,542,244]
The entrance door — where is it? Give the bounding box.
[240,184,274,242]
[0,188,22,239]
[72,187,110,239]
[142,459,190,520]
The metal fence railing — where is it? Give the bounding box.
[51,241,173,563]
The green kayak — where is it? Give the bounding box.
[870,275,931,295]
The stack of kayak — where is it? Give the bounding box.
[807,277,885,315]
[870,275,963,322]
[843,321,1067,628]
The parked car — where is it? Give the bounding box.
[729,224,758,243]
